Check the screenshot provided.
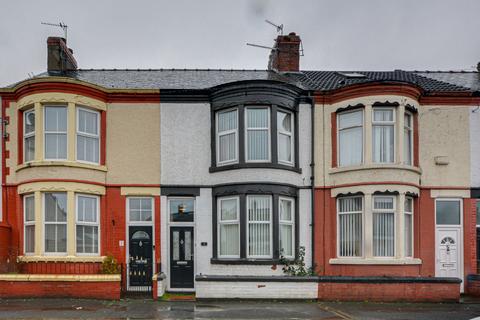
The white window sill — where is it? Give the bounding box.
[18,255,106,263]
[330,164,422,175]
[17,160,107,172]
[329,258,422,265]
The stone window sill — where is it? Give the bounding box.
[0,274,120,282]
[329,164,421,175]
[16,161,107,172]
[18,255,105,263]
[329,258,422,265]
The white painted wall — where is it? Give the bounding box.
[471,106,480,187]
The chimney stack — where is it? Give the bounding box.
[477,62,480,72]
[268,32,301,72]
[47,37,77,73]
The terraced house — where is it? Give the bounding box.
[0,33,479,301]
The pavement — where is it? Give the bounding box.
[0,298,480,319]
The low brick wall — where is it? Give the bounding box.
[0,274,121,300]
[466,274,480,296]
[317,276,461,302]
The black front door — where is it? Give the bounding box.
[170,226,194,288]
[128,226,153,287]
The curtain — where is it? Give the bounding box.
[278,112,292,163]
[248,196,271,257]
[219,198,240,257]
[338,197,362,257]
[218,110,237,163]
[338,111,363,166]
[246,108,269,161]
[373,125,394,163]
[373,212,395,256]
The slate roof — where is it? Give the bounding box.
[5,69,479,94]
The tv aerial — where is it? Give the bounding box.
[41,21,68,40]
[246,19,284,51]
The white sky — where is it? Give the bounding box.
[1,0,479,86]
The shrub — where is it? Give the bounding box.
[279,246,317,276]
[101,254,120,274]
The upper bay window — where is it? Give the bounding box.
[372,108,395,163]
[338,110,363,167]
[77,107,100,164]
[24,109,35,162]
[216,109,238,165]
[44,106,68,160]
[404,113,413,166]
[246,107,270,162]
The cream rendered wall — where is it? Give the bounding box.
[106,103,161,184]
[470,107,480,188]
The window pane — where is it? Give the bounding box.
[45,224,66,253]
[339,212,362,257]
[248,196,271,221]
[169,199,194,222]
[338,111,362,129]
[373,212,395,257]
[247,108,268,128]
[404,113,412,128]
[280,199,293,221]
[130,198,154,222]
[219,224,239,256]
[277,112,292,132]
[218,110,237,132]
[338,197,362,213]
[77,135,99,163]
[220,199,237,221]
[45,193,67,222]
[25,225,35,253]
[25,136,35,162]
[77,196,97,222]
[405,198,413,213]
[339,126,363,166]
[219,133,236,163]
[278,133,292,163]
[436,201,461,225]
[405,214,413,257]
[280,224,293,257]
[45,133,67,159]
[373,125,394,163]
[374,109,394,121]
[76,225,84,253]
[374,197,394,210]
[78,109,98,135]
[45,107,67,132]
[25,110,35,134]
[247,130,268,161]
[248,196,271,257]
[24,196,35,222]
[57,224,67,252]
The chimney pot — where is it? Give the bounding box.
[47,36,78,73]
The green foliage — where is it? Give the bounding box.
[279,246,317,276]
[101,254,121,274]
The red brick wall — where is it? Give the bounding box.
[0,280,120,300]
[318,282,460,302]
[20,262,101,274]
[464,198,477,279]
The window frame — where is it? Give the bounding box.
[23,194,35,255]
[404,111,414,166]
[43,192,68,255]
[372,195,396,258]
[43,105,68,161]
[277,110,295,166]
[23,109,35,163]
[337,109,364,167]
[245,106,271,163]
[404,196,414,258]
[76,106,101,165]
[216,108,239,166]
[337,195,364,258]
[246,195,273,259]
[75,194,100,256]
[279,196,295,259]
[372,107,396,164]
[217,196,241,259]
[127,197,154,225]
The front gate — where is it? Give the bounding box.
[125,226,153,295]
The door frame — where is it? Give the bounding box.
[434,198,464,291]
[126,197,156,290]
[166,196,196,292]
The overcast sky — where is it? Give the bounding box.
[1,0,479,87]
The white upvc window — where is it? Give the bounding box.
[372,108,395,163]
[404,197,414,257]
[216,109,238,165]
[76,107,100,164]
[277,110,294,165]
[337,196,363,257]
[24,109,35,162]
[372,196,395,257]
[44,106,67,160]
[24,194,35,254]
[279,197,295,258]
[44,192,67,254]
[338,110,363,167]
[247,195,272,258]
[76,194,99,255]
[404,112,413,165]
[245,107,270,162]
[128,197,153,223]
[217,197,240,258]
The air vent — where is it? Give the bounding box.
[337,72,367,79]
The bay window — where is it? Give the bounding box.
[76,107,100,164]
[24,194,35,254]
[24,109,35,162]
[76,195,99,254]
[246,108,270,162]
[44,192,67,253]
[404,197,414,257]
[338,196,363,257]
[216,109,238,165]
[44,106,68,160]
[218,197,240,258]
[372,108,395,163]
[404,113,413,165]
[372,196,395,257]
[338,110,363,167]
[277,111,294,164]
[247,195,272,258]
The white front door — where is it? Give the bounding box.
[435,228,461,278]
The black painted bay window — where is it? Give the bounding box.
[212,184,298,264]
